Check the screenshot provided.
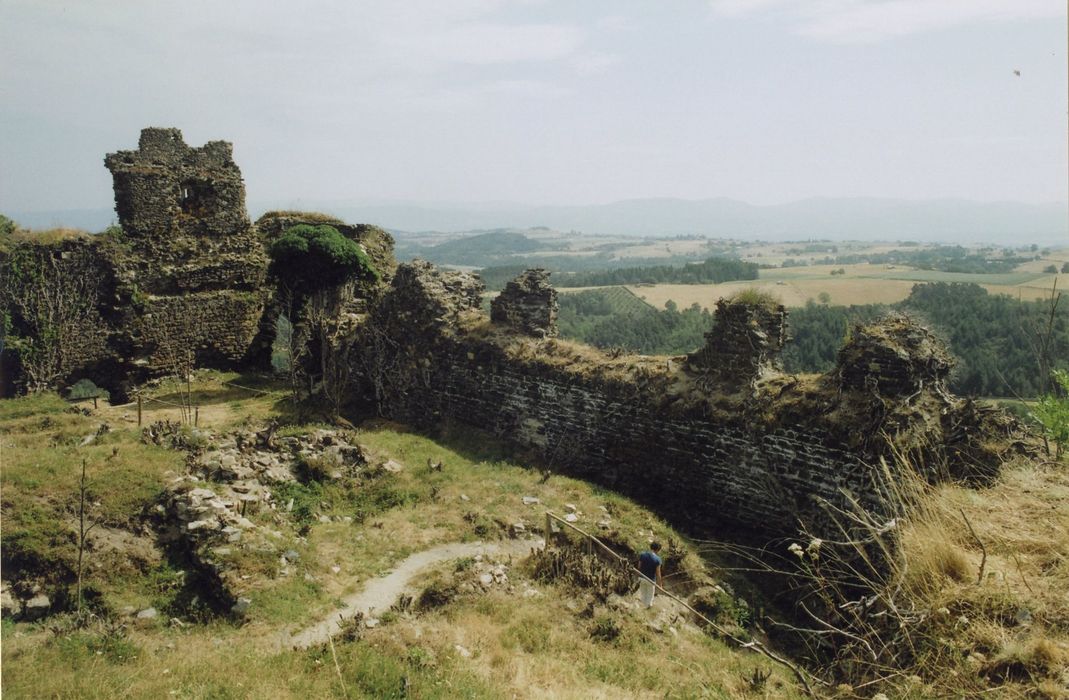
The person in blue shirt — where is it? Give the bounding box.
[637,542,663,609]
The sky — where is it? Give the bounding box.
[1,0,1066,214]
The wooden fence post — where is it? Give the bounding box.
[545,512,552,547]
[137,394,142,426]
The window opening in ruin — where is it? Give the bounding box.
[179,180,213,215]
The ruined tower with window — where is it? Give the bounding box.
[103,127,269,376]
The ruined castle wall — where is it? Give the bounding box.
[363,264,905,539]
[394,342,871,535]
[363,263,1015,540]
[133,291,267,370]
[0,238,124,392]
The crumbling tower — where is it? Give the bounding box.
[104,127,269,372]
[490,268,559,338]
[106,127,251,243]
[687,296,788,386]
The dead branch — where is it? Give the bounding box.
[959,508,986,585]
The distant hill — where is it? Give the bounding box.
[7,197,1066,244]
[405,230,553,267]
[4,208,117,232]
[287,197,1069,244]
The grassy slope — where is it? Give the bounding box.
[1,373,798,699]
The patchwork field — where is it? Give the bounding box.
[611,263,1065,311]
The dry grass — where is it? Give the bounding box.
[3,376,762,698]
[354,573,803,699]
[622,262,1061,310]
[754,453,1069,697]
[6,227,91,245]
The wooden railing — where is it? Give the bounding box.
[543,510,819,696]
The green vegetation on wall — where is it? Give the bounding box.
[268,224,377,296]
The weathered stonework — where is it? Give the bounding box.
[688,298,788,386]
[359,263,1021,540]
[2,128,275,396]
[0,237,125,391]
[1,130,1023,551]
[105,128,250,243]
[490,268,559,338]
[255,212,396,290]
[103,128,270,377]
[836,315,953,396]
[243,211,398,370]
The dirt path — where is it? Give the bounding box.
[287,538,540,649]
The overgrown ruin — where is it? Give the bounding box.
[0,128,1027,544]
[360,262,1023,539]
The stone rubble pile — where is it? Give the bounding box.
[0,581,51,621]
[157,425,370,616]
[457,554,514,595]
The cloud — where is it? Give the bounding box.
[709,0,1064,42]
[573,51,621,76]
[384,22,584,66]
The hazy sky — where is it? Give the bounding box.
[1,0,1066,213]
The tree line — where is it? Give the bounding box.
[794,245,1035,273]
[556,282,1068,398]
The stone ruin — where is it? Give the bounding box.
[836,314,953,396]
[372,259,484,335]
[0,128,1028,545]
[103,128,270,373]
[148,422,372,616]
[490,268,559,338]
[688,296,788,385]
[362,262,1027,539]
[105,128,252,246]
[0,128,393,398]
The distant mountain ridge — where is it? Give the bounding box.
[7,197,1067,244]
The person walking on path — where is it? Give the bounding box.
[637,542,663,609]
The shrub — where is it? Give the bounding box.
[589,614,622,643]
[65,378,109,402]
[416,575,458,611]
[728,287,780,309]
[268,224,376,295]
[1032,369,1069,459]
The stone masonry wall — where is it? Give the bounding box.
[103,128,269,382]
[0,238,123,392]
[405,346,870,535]
[490,268,559,338]
[363,263,1015,540]
[1,128,273,396]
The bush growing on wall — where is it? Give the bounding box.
[267,224,379,416]
[268,224,377,298]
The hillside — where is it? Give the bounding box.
[0,373,803,699]
[3,370,1067,698]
